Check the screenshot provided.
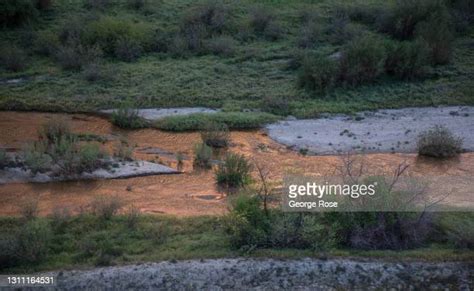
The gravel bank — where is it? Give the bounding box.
[266,106,474,155]
[42,258,473,290]
[0,160,178,184]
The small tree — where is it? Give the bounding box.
[417,125,463,158]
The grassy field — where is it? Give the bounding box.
[1,212,473,273]
[0,0,473,117]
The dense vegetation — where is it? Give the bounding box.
[0,0,473,118]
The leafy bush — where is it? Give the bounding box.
[450,0,474,33]
[215,153,252,189]
[439,213,474,248]
[83,16,151,56]
[224,195,270,248]
[19,197,39,221]
[0,0,37,26]
[55,40,102,71]
[0,149,8,169]
[205,36,235,56]
[0,45,27,72]
[34,30,59,56]
[339,36,386,86]
[111,103,146,129]
[114,36,143,62]
[193,142,213,169]
[417,125,463,158]
[59,17,84,44]
[39,117,71,143]
[324,11,361,45]
[248,6,282,40]
[297,20,322,48]
[384,40,430,80]
[22,142,52,174]
[16,220,52,264]
[298,53,338,93]
[261,96,290,116]
[91,195,124,220]
[114,138,134,161]
[155,112,279,131]
[415,9,454,65]
[181,1,228,35]
[83,63,102,82]
[200,122,230,148]
[378,0,449,40]
[78,143,103,172]
[127,0,146,10]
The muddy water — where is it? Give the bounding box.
[0,111,473,217]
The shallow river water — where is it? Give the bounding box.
[0,111,473,216]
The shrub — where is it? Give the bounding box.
[78,143,103,172]
[0,0,37,26]
[55,40,102,71]
[19,197,39,221]
[91,195,124,220]
[0,149,8,169]
[34,30,59,56]
[83,63,101,82]
[200,122,230,148]
[35,0,53,10]
[181,1,228,36]
[224,194,270,248]
[415,10,454,65]
[111,103,146,129]
[193,142,213,169]
[114,36,143,62]
[297,20,322,48]
[0,236,17,268]
[83,17,150,56]
[378,0,449,40]
[114,138,134,161]
[339,36,386,86]
[39,117,71,143]
[155,112,279,132]
[84,0,109,10]
[59,17,84,44]
[249,6,273,35]
[168,35,189,58]
[324,11,357,45]
[127,0,146,10]
[450,0,474,33]
[0,45,27,72]
[298,53,338,93]
[261,96,290,116]
[439,213,474,248]
[417,125,463,158]
[205,35,235,56]
[385,40,430,80]
[215,153,252,189]
[125,205,140,229]
[16,220,52,264]
[22,142,52,174]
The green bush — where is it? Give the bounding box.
[16,220,52,264]
[215,153,252,189]
[205,35,235,56]
[114,36,143,62]
[297,20,322,48]
[91,195,124,220]
[224,195,270,248]
[55,40,102,71]
[155,112,279,132]
[200,122,230,148]
[439,213,474,248]
[0,45,27,72]
[193,142,213,169]
[82,63,102,82]
[78,143,103,172]
[0,149,8,169]
[417,125,463,158]
[339,36,386,86]
[385,40,430,80]
[114,138,134,161]
[181,1,228,36]
[83,16,151,56]
[22,142,52,174]
[34,30,60,56]
[39,117,71,143]
[261,96,291,116]
[111,104,146,129]
[19,197,39,221]
[378,0,449,40]
[248,6,282,40]
[0,0,37,26]
[415,9,454,65]
[298,53,338,93]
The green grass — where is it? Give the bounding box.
[1,213,473,274]
[0,0,472,118]
[154,112,279,131]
